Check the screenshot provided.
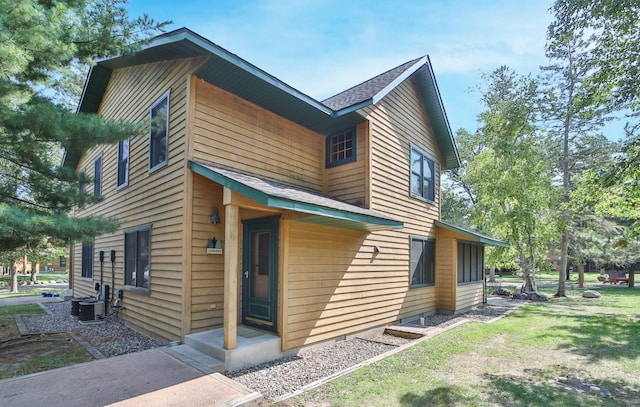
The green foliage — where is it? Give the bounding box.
[462,67,557,284]
[0,1,169,256]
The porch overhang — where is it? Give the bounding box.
[189,160,403,232]
[435,220,509,248]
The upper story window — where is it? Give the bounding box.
[93,154,102,197]
[410,236,435,287]
[149,90,170,172]
[410,145,436,203]
[117,138,129,188]
[326,128,356,168]
[457,242,485,284]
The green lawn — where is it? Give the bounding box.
[0,304,93,379]
[291,284,640,407]
[0,272,69,299]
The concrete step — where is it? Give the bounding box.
[165,344,225,374]
[184,327,284,372]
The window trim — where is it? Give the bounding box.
[457,241,485,285]
[123,224,152,293]
[81,242,94,279]
[117,138,130,190]
[149,90,170,174]
[94,153,102,197]
[410,236,436,288]
[325,127,357,168]
[409,144,436,204]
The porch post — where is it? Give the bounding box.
[223,191,239,350]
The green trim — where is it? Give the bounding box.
[435,220,509,248]
[189,161,403,232]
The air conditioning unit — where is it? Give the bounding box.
[79,301,105,322]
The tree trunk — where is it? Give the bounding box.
[10,257,18,293]
[30,261,39,283]
[522,251,536,292]
[630,271,635,288]
[578,264,584,288]
[556,230,569,297]
[489,266,496,283]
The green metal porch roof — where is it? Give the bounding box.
[189,161,404,232]
[435,220,510,248]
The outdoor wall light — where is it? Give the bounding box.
[210,207,220,224]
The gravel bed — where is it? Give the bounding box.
[228,301,517,401]
[20,301,163,357]
[228,338,397,399]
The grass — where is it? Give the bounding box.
[0,272,68,299]
[0,303,93,380]
[290,283,640,407]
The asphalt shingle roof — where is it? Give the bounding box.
[322,58,423,111]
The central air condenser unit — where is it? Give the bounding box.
[78,301,105,322]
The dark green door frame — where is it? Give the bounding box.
[241,215,280,332]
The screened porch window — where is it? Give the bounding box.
[457,242,485,284]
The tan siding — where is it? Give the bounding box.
[436,236,456,312]
[71,57,204,341]
[284,222,433,350]
[189,174,226,332]
[324,122,368,206]
[192,79,324,191]
[456,283,484,311]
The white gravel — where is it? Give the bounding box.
[20,301,163,357]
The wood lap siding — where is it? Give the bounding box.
[324,122,368,206]
[71,57,204,341]
[363,79,442,320]
[285,222,410,349]
[192,79,324,191]
[456,283,484,311]
[190,174,225,332]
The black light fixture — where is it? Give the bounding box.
[210,207,219,224]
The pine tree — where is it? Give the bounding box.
[0,1,169,292]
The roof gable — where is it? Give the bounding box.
[68,27,460,169]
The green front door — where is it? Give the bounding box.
[241,215,279,332]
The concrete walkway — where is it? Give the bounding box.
[0,295,262,407]
[0,349,261,407]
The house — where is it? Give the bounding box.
[65,28,507,370]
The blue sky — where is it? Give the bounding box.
[126,0,555,135]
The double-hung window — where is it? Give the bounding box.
[117,139,129,188]
[410,145,436,202]
[124,225,151,290]
[326,128,356,167]
[149,91,170,172]
[81,242,94,278]
[94,154,102,197]
[457,242,485,284]
[410,237,435,287]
